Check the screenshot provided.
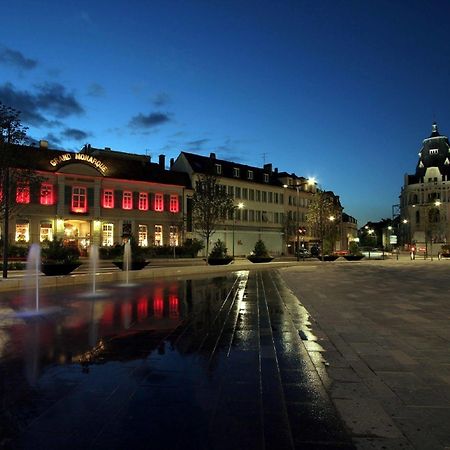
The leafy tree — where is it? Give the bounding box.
[306,190,341,257]
[209,239,228,258]
[1,103,39,278]
[191,173,234,259]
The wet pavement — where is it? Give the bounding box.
[0,270,352,449]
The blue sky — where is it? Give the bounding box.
[2,0,450,225]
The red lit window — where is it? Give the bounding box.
[122,191,133,210]
[40,183,54,205]
[16,184,30,204]
[103,189,114,208]
[154,193,164,211]
[138,192,148,211]
[169,195,179,213]
[71,186,87,213]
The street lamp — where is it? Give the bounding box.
[232,202,244,258]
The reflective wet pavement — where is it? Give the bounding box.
[0,270,352,449]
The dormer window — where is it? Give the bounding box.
[429,149,439,155]
[263,173,269,183]
[247,170,253,180]
[215,164,222,174]
[233,167,240,177]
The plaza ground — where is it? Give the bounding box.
[0,256,449,448]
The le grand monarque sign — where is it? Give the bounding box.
[49,153,108,175]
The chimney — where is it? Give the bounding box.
[159,154,166,169]
[274,167,278,174]
[39,140,48,149]
[170,157,174,168]
[210,152,216,159]
[263,163,272,172]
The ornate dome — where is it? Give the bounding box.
[415,122,450,176]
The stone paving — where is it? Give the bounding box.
[279,259,450,449]
[2,257,450,449]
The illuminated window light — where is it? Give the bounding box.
[122,191,133,210]
[40,183,54,205]
[169,195,179,213]
[71,186,87,213]
[154,193,164,212]
[102,189,114,208]
[138,192,148,210]
[16,184,30,204]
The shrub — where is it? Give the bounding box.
[252,239,269,257]
[41,238,80,264]
[349,242,362,256]
[209,239,228,258]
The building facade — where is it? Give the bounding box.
[400,123,450,253]
[1,142,189,254]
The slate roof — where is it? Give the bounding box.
[180,151,283,186]
[5,144,191,188]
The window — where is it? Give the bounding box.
[154,193,164,211]
[102,189,114,208]
[249,210,255,221]
[227,186,234,196]
[215,164,222,174]
[138,225,148,247]
[122,191,133,210]
[155,225,163,246]
[40,183,54,205]
[242,188,248,200]
[15,222,29,242]
[256,210,261,222]
[233,168,240,177]
[242,209,248,221]
[72,186,87,213]
[102,223,114,246]
[268,192,273,203]
[16,184,30,204]
[430,149,439,155]
[235,187,241,199]
[264,173,269,183]
[274,193,279,203]
[249,189,254,201]
[247,170,253,180]
[138,192,148,211]
[169,195,179,213]
[169,226,178,246]
[256,190,261,202]
[262,191,267,202]
[40,222,53,242]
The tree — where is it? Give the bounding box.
[191,173,234,260]
[0,103,38,278]
[306,190,342,257]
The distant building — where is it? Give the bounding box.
[400,122,450,254]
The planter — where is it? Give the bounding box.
[112,261,149,271]
[41,262,82,276]
[207,257,233,265]
[438,253,450,260]
[343,255,365,261]
[317,255,339,262]
[247,256,274,263]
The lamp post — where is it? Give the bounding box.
[232,202,244,258]
[295,184,300,261]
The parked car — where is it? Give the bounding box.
[296,248,311,258]
[360,247,386,259]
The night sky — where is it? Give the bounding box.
[2,0,450,225]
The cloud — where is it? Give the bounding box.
[42,132,63,146]
[62,128,90,141]
[129,112,171,129]
[0,82,83,126]
[152,92,170,107]
[36,82,84,117]
[185,138,210,151]
[0,46,37,70]
[87,83,105,97]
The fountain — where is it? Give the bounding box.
[16,244,59,318]
[90,244,99,295]
[124,240,131,285]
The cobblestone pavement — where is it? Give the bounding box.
[279,260,450,449]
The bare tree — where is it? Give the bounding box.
[191,173,234,260]
[1,103,39,278]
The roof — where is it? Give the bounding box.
[5,144,191,188]
[179,151,284,186]
[415,122,450,177]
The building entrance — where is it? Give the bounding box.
[63,220,91,255]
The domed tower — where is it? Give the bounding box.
[400,123,450,255]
